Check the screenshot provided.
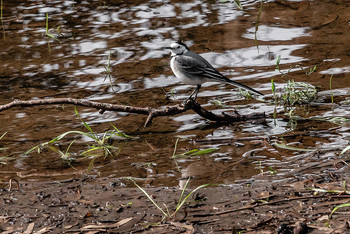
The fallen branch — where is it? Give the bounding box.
[0,98,265,127]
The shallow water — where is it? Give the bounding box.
[0,0,349,188]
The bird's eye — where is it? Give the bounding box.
[177,46,180,49]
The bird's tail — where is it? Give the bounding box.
[225,79,263,96]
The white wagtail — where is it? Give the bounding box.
[168,41,263,100]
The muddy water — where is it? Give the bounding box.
[0,0,349,188]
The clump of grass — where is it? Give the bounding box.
[282,80,317,106]
[129,177,209,222]
[272,58,318,130]
[273,56,318,107]
[272,79,317,107]
[25,107,133,172]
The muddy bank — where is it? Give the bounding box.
[2,155,350,233]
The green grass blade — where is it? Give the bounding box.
[329,203,350,220]
[341,145,350,155]
[47,145,64,157]
[0,131,7,139]
[81,145,117,157]
[184,149,199,155]
[65,140,75,155]
[129,178,169,218]
[172,138,180,158]
[190,148,217,156]
[275,55,282,73]
[271,79,275,94]
[25,143,48,155]
[74,106,96,139]
[103,51,115,91]
[45,13,61,43]
[81,147,102,157]
[173,149,198,158]
[234,0,243,10]
[25,130,96,155]
[86,157,96,173]
[50,130,95,143]
[173,183,210,215]
[176,177,191,209]
[173,148,217,158]
[111,125,134,139]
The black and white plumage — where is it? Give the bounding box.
[168,41,263,100]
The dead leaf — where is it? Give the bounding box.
[322,14,338,25]
[23,222,35,234]
[78,199,95,205]
[314,14,338,29]
[36,227,53,234]
[81,217,133,230]
[1,227,14,234]
[170,221,195,233]
[113,217,133,227]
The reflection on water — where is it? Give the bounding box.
[320,66,350,75]
[243,26,311,41]
[202,44,307,68]
[0,0,349,187]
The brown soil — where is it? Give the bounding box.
[2,158,350,233]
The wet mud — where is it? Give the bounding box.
[2,154,350,233]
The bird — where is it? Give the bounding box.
[168,41,263,101]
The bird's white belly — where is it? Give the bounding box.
[170,57,204,85]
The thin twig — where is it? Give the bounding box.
[8,178,20,191]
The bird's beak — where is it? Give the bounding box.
[163,46,171,50]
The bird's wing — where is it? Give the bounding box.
[175,52,264,96]
[174,53,225,80]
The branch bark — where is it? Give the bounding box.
[0,98,265,127]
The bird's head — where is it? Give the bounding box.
[169,41,189,56]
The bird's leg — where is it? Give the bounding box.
[188,84,201,101]
[182,85,201,106]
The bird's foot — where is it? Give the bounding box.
[181,97,196,107]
